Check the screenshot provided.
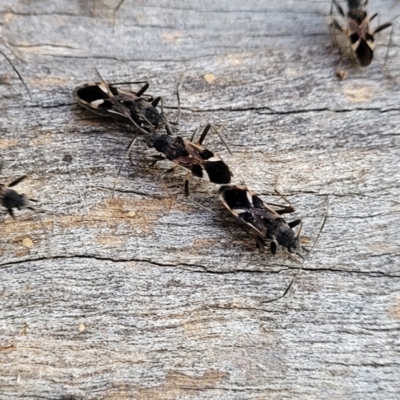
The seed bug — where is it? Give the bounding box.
[148,124,233,196]
[218,185,303,256]
[73,80,168,135]
[330,0,392,67]
[0,175,36,219]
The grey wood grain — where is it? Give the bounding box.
[1,0,400,399]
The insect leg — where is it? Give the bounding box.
[256,236,266,251]
[190,126,200,142]
[197,124,211,145]
[270,240,278,255]
[383,23,394,70]
[184,171,192,196]
[7,208,16,219]
[209,125,232,155]
[151,96,161,107]
[331,0,345,18]
[148,154,166,167]
[196,124,233,155]
[176,70,186,128]
[374,22,392,34]
[273,180,294,209]
[112,0,125,30]
[161,165,179,178]
[275,206,296,215]
[288,219,302,229]
[8,175,27,188]
[136,82,150,97]
[112,136,138,197]
[158,174,174,213]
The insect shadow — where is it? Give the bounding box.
[0,161,37,219]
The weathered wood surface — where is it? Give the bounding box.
[1,0,400,398]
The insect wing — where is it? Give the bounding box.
[219,185,275,236]
[175,142,232,184]
[73,82,137,126]
[347,11,375,66]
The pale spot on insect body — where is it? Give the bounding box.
[91,99,104,107]
[200,168,210,182]
[246,191,253,205]
[99,82,109,93]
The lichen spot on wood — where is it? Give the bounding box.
[204,73,216,84]
[343,86,372,102]
[22,237,34,248]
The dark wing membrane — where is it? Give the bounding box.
[252,207,281,222]
[172,156,207,179]
[219,185,251,209]
[151,135,189,160]
[111,87,140,103]
[354,39,373,66]
[73,82,138,126]
[219,185,280,236]
[203,160,232,183]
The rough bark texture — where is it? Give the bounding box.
[1,0,400,399]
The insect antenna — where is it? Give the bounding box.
[175,70,186,129]
[112,0,125,32]
[0,50,32,101]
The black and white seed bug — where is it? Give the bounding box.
[148,124,233,196]
[330,0,392,66]
[218,185,303,256]
[73,80,168,134]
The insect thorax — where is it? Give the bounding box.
[126,99,166,129]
